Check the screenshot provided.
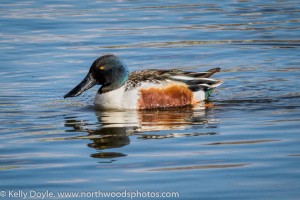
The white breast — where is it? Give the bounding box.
[94,85,138,110]
[94,82,167,110]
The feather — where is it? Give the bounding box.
[125,68,222,91]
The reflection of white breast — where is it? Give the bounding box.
[97,110,140,128]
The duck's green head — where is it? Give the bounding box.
[64,54,129,98]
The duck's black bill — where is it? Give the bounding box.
[64,73,97,98]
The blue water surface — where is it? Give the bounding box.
[0,0,300,199]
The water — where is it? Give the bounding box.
[1,0,300,199]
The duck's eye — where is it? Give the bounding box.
[99,66,105,70]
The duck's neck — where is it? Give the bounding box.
[99,66,129,94]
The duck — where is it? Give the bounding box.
[64,54,223,110]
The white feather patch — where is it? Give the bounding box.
[171,75,199,80]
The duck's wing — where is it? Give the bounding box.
[125,68,223,91]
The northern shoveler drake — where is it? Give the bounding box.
[64,54,223,110]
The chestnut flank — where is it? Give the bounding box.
[138,84,196,110]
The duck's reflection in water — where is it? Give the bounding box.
[64,106,218,160]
